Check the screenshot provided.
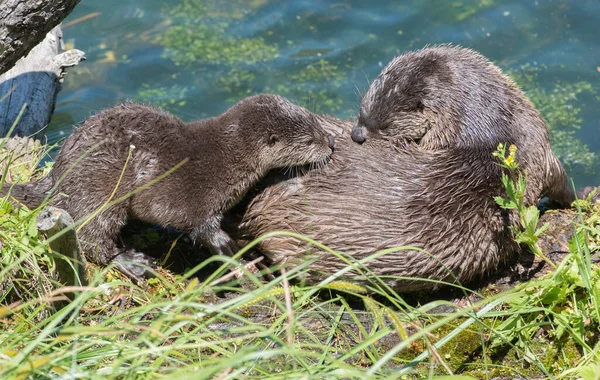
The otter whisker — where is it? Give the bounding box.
[353,83,365,103]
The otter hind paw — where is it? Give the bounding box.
[112,250,157,283]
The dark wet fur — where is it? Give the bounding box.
[2,95,334,276]
[355,45,574,207]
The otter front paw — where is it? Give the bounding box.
[192,222,241,258]
[112,250,157,283]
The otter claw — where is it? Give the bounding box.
[112,250,156,282]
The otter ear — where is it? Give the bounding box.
[268,133,279,146]
[416,101,425,112]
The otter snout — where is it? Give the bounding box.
[351,125,367,144]
[327,135,335,152]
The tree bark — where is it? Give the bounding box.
[0,0,81,75]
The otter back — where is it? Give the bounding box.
[238,116,519,292]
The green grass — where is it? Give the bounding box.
[1,139,600,379]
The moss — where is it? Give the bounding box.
[398,318,593,378]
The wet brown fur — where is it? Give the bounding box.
[4,94,334,270]
[237,116,520,292]
[353,45,574,207]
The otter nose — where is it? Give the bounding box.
[327,135,335,151]
[351,125,367,144]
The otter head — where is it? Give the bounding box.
[233,94,335,171]
[352,48,457,148]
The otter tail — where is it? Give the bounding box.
[542,153,576,208]
[1,176,55,209]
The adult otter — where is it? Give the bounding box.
[236,116,519,292]
[4,94,335,279]
[350,45,574,207]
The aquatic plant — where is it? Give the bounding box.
[266,59,346,115]
[139,0,350,116]
[509,65,598,177]
[158,24,279,68]
[136,83,188,111]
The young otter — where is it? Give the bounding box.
[234,116,519,292]
[351,45,574,208]
[4,94,335,279]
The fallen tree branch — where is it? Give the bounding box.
[0,25,85,138]
[0,0,81,74]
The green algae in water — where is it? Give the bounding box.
[266,59,347,114]
[54,0,600,186]
[148,0,599,166]
[156,0,278,68]
[147,0,348,115]
[157,24,279,67]
[136,83,188,111]
[508,64,598,176]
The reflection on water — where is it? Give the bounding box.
[52,0,600,187]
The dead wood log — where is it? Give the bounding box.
[0,0,81,74]
[0,25,85,138]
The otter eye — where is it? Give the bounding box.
[268,133,279,146]
[305,137,314,146]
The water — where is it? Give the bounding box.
[51,0,600,187]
